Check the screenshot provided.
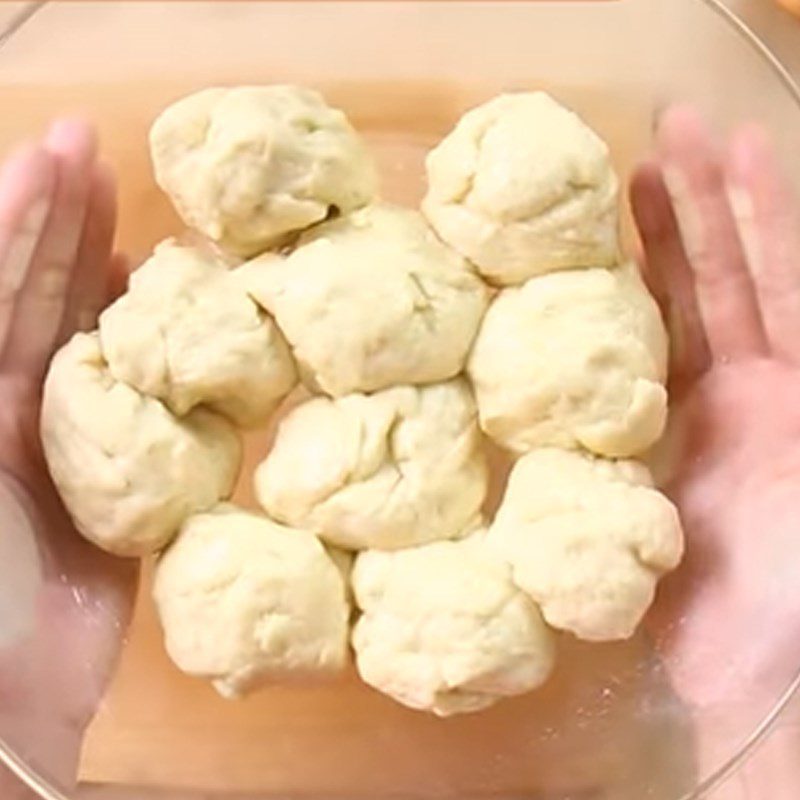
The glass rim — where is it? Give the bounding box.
[0,1,798,798]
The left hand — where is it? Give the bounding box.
[0,120,138,798]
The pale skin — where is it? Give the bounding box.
[0,109,799,798]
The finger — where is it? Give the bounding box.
[2,119,97,377]
[57,160,117,341]
[0,145,56,351]
[725,124,800,363]
[630,160,711,388]
[657,105,768,361]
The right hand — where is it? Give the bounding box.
[631,106,800,798]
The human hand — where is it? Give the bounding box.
[0,121,138,797]
[631,106,800,797]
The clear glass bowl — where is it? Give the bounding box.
[1,2,799,799]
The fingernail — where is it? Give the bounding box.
[45,118,97,160]
[727,137,753,185]
[0,143,50,187]
[0,197,52,294]
[726,184,754,224]
[727,124,770,185]
[726,183,763,277]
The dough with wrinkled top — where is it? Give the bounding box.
[99,239,296,428]
[150,85,378,256]
[467,265,667,457]
[352,531,556,716]
[254,378,487,550]
[422,92,619,286]
[487,448,684,641]
[40,333,241,557]
[153,504,350,698]
[240,204,489,396]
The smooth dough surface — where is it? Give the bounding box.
[150,85,377,256]
[487,449,684,641]
[254,378,487,550]
[40,333,241,557]
[352,532,556,716]
[153,504,350,698]
[422,91,619,286]
[467,265,668,457]
[99,240,296,428]
[241,204,488,396]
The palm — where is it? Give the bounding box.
[0,122,136,797]
[655,361,800,706]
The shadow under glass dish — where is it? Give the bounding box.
[0,2,799,799]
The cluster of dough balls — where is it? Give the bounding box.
[40,84,684,716]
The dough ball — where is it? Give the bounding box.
[153,504,350,698]
[255,378,487,550]
[467,265,667,457]
[99,240,296,428]
[40,333,241,557]
[487,449,684,642]
[150,85,378,256]
[352,532,556,716]
[240,204,488,396]
[422,92,619,286]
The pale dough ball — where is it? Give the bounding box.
[241,204,489,396]
[422,92,619,286]
[99,240,296,428]
[467,265,668,457]
[352,532,556,716]
[153,504,350,698]
[150,85,378,256]
[40,333,241,557]
[254,378,487,550]
[487,449,684,642]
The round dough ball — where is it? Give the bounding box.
[153,504,350,698]
[40,333,241,557]
[487,449,684,642]
[422,92,619,286]
[467,265,668,457]
[352,532,556,716]
[99,239,296,428]
[240,204,488,396]
[254,378,487,550]
[150,85,378,256]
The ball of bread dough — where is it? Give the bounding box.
[422,92,619,286]
[467,265,667,457]
[352,532,556,716]
[99,240,296,428]
[150,85,378,256]
[487,449,684,642]
[254,378,487,550]
[40,333,241,557]
[153,504,350,698]
[241,204,489,396]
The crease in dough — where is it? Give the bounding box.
[40,332,242,557]
[254,378,488,551]
[486,448,684,642]
[467,264,668,458]
[99,239,297,428]
[238,204,489,397]
[352,531,556,716]
[423,91,619,286]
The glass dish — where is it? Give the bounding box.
[0,2,799,799]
